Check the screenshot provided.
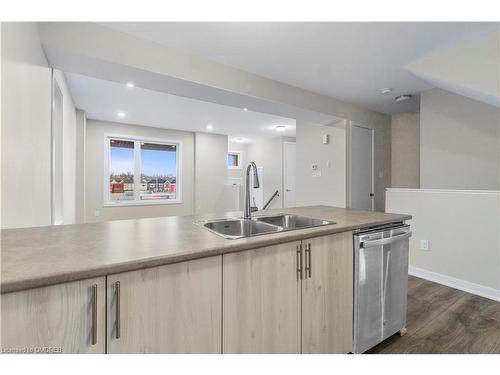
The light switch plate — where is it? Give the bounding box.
[420,240,430,251]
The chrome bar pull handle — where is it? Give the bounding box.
[362,231,412,248]
[305,243,311,278]
[91,284,98,345]
[296,244,303,280]
[115,281,121,339]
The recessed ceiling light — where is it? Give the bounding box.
[206,124,213,130]
[117,111,126,118]
[126,82,135,88]
[395,94,413,103]
[275,125,286,132]
[234,137,247,143]
[243,107,248,111]
[379,88,393,94]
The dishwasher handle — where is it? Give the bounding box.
[361,231,412,248]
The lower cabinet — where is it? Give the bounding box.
[223,232,354,354]
[1,277,106,354]
[301,231,354,353]
[223,241,302,353]
[106,255,222,354]
[1,232,353,354]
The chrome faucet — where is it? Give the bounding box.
[244,162,260,220]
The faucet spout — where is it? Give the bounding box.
[245,162,259,220]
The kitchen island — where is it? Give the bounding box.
[1,205,410,354]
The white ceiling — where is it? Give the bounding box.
[99,22,500,114]
[66,73,296,143]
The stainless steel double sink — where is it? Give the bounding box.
[199,214,336,239]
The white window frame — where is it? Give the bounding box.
[227,150,242,170]
[103,133,182,207]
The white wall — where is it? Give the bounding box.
[391,112,420,188]
[246,136,294,210]
[295,119,390,212]
[407,30,500,107]
[53,69,77,224]
[85,120,194,222]
[194,132,231,215]
[386,189,500,300]
[227,141,248,210]
[296,121,346,208]
[420,88,500,190]
[1,22,52,229]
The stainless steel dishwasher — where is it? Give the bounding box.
[354,223,412,353]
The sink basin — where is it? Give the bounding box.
[256,214,335,229]
[199,214,335,239]
[203,219,282,239]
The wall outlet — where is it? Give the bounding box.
[420,240,430,251]
[94,210,100,217]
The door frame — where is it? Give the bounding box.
[347,122,375,211]
[51,71,64,225]
[282,141,296,208]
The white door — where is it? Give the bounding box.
[283,142,296,208]
[350,124,374,210]
[250,167,264,209]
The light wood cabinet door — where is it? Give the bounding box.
[223,241,302,353]
[1,277,106,354]
[301,232,354,353]
[106,256,222,354]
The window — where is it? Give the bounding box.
[105,135,182,206]
[227,151,241,169]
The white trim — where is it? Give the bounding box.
[227,150,242,170]
[103,133,183,207]
[103,199,183,207]
[387,188,500,195]
[409,266,500,302]
[345,121,351,208]
[51,75,64,225]
[50,69,55,225]
[133,140,141,201]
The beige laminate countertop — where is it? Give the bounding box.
[1,206,411,293]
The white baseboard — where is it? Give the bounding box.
[409,266,500,302]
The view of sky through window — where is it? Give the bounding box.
[140,148,176,176]
[110,146,134,175]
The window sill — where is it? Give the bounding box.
[104,199,183,207]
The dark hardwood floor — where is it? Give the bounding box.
[368,276,500,354]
